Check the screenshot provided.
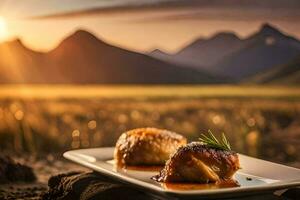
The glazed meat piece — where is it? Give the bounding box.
[153,142,240,183]
[114,128,187,167]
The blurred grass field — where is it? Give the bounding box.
[0,85,299,168]
[0,85,299,99]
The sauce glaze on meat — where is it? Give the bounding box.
[153,142,240,183]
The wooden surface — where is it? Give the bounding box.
[42,172,300,200]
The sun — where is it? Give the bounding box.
[0,16,8,40]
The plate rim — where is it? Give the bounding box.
[63,147,300,197]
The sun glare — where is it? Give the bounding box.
[0,16,8,40]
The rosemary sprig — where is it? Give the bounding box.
[199,130,231,151]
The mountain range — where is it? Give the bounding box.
[0,23,299,84]
[150,23,300,84]
[0,30,218,84]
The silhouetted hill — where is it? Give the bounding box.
[2,24,298,84]
[214,24,300,80]
[150,49,172,60]
[150,32,243,70]
[0,30,219,84]
[150,23,300,81]
[246,55,300,84]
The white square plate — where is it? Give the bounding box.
[64,147,300,199]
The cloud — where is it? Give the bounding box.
[0,0,174,18]
[1,0,300,21]
[130,7,300,23]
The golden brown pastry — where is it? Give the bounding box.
[153,142,240,183]
[114,128,187,167]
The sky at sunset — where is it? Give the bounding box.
[0,0,299,53]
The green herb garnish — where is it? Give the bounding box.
[199,130,231,151]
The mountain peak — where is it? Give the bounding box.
[190,32,239,45]
[150,48,165,54]
[0,38,27,49]
[52,29,108,53]
[4,38,21,44]
[10,38,22,44]
[183,32,239,51]
[259,23,282,36]
[67,29,101,42]
[73,29,95,37]
[58,29,109,47]
[149,48,171,58]
[212,32,240,40]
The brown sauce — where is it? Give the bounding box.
[161,179,240,190]
[125,165,163,171]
